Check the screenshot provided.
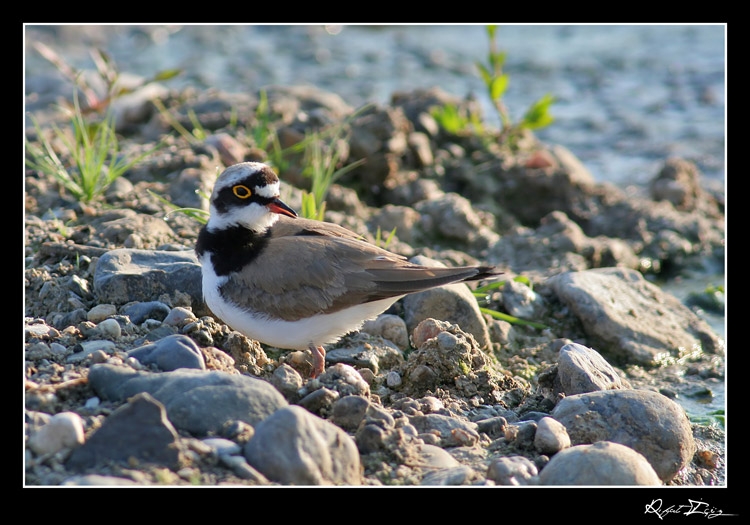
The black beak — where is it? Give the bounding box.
[268,197,298,218]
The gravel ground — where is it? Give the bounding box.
[24,52,727,496]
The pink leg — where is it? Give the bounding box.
[310,345,326,378]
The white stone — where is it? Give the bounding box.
[28,412,85,456]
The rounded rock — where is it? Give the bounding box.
[539,441,662,486]
[87,304,117,323]
[552,389,695,481]
[244,405,361,485]
[534,417,571,455]
[330,395,371,432]
[28,411,85,456]
[97,318,122,339]
[486,455,539,485]
[361,314,409,350]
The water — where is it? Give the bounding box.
[24,24,726,188]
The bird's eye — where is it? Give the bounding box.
[233,185,252,199]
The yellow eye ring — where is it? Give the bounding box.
[233,185,252,199]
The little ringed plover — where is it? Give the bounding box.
[195,162,502,378]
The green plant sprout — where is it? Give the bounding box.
[249,90,280,156]
[432,25,556,148]
[151,97,208,144]
[26,43,175,203]
[295,105,374,220]
[149,189,209,225]
[473,275,547,329]
[26,91,160,203]
[373,226,398,249]
[430,103,485,136]
[477,25,556,145]
[299,128,365,221]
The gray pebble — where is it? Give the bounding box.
[269,363,304,402]
[25,342,54,360]
[69,274,91,297]
[391,397,422,416]
[163,306,197,326]
[27,411,85,456]
[87,364,288,436]
[202,437,242,457]
[361,314,410,350]
[87,303,117,323]
[49,342,69,355]
[219,420,255,442]
[89,350,110,365]
[420,465,478,486]
[546,268,722,366]
[356,423,389,453]
[501,278,546,319]
[386,370,402,387]
[355,404,401,454]
[556,342,630,395]
[413,443,460,469]
[365,404,396,428]
[519,411,549,422]
[244,405,361,485]
[414,193,499,249]
[325,333,404,375]
[297,386,340,416]
[538,441,661,486]
[96,318,122,339]
[93,248,204,316]
[219,455,271,483]
[53,308,88,329]
[127,334,205,371]
[476,416,508,439]
[357,367,376,385]
[142,319,163,330]
[67,340,117,363]
[409,413,480,447]
[552,389,695,481]
[123,301,171,324]
[505,420,538,450]
[418,396,444,413]
[330,395,371,432]
[316,363,371,397]
[419,432,441,445]
[534,417,571,455]
[25,322,60,340]
[66,393,181,471]
[486,456,539,485]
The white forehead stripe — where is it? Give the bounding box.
[212,162,281,198]
[256,181,280,198]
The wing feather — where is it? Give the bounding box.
[219,216,499,322]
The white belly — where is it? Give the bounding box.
[200,255,401,350]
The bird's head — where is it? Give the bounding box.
[206,162,297,232]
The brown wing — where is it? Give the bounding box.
[220,216,499,321]
[270,215,369,242]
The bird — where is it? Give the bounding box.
[195,161,502,378]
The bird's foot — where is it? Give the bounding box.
[310,345,326,379]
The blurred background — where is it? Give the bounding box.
[24,24,726,189]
